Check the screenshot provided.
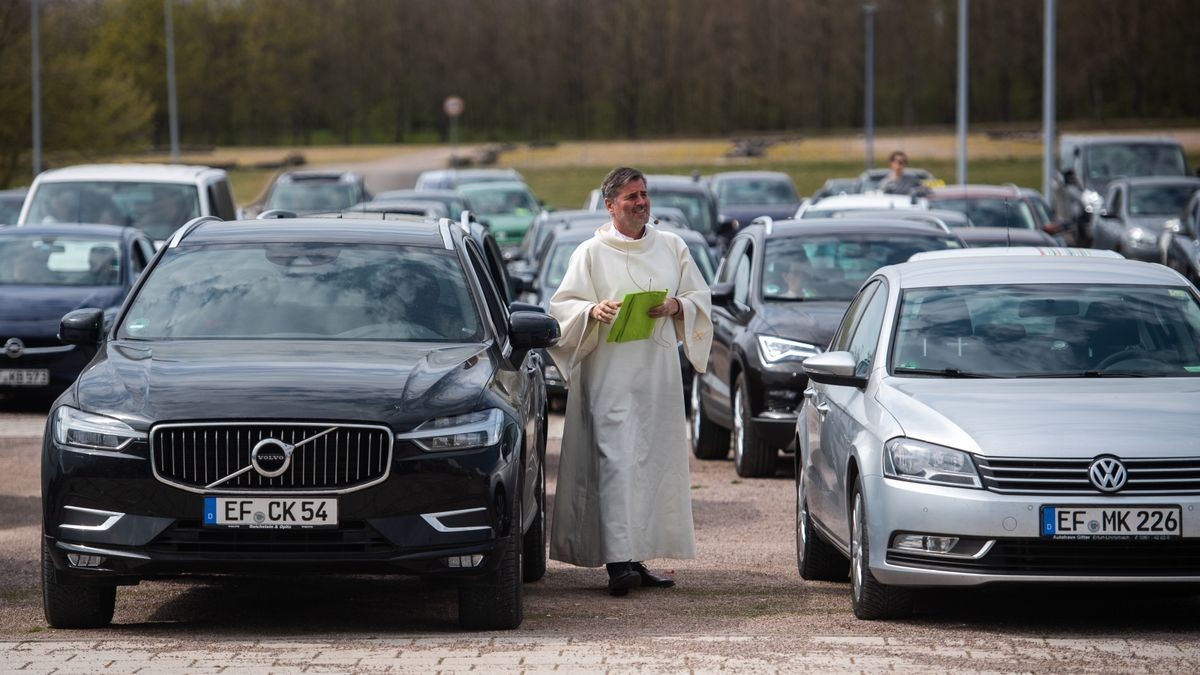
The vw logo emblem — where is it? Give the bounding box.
[250,438,294,478]
[4,338,23,359]
[1088,455,1127,493]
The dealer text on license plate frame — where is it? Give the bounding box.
[1041,505,1181,539]
[203,496,337,528]
[0,369,50,386]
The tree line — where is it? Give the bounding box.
[1,0,1197,187]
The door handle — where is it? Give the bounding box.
[802,388,816,400]
[814,401,830,415]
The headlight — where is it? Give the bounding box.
[53,406,146,452]
[883,438,981,488]
[1082,189,1102,214]
[398,408,504,452]
[757,335,821,364]
[1125,227,1158,248]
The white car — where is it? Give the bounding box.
[18,164,238,246]
[796,248,1200,619]
[796,193,928,219]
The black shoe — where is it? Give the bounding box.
[631,561,675,588]
[606,562,641,597]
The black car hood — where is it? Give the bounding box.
[721,204,800,224]
[0,285,125,331]
[756,299,849,348]
[76,339,496,429]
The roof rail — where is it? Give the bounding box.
[750,215,773,235]
[168,215,222,249]
[257,209,297,219]
[437,219,454,249]
[1002,182,1022,197]
[459,210,472,233]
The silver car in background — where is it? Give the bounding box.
[795,248,1200,619]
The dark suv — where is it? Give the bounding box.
[42,216,558,630]
[691,219,963,477]
[1052,135,1191,246]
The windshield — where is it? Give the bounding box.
[1128,184,1197,216]
[687,242,715,284]
[543,241,583,290]
[25,181,199,241]
[935,197,1037,229]
[892,285,1200,377]
[649,189,714,234]
[0,235,122,286]
[120,244,481,341]
[716,178,797,205]
[461,186,538,216]
[267,183,361,212]
[1085,144,1187,182]
[763,235,959,301]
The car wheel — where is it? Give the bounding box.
[795,454,849,581]
[459,492,524,630]
[733,375,775,478]
[521,453,547,583]
[42,540,116,629]
[849,479,912,620]
[690,376,730,460]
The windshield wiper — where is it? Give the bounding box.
[893,367,997,378]
[1015,370,1154,378]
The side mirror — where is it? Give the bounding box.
[508,301,544,314]
[510,310,560,351]
[710,281,734,307]
[802,351,865,389]
[59,308,105,346]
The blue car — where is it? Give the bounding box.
[0,224,156,400]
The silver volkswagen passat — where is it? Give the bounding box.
[794,247,1200,619]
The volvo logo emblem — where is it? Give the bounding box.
[1089,456,1127,493]
[251,438,294,478]
[4,338,23,359]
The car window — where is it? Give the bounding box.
[891,284,1200,377]
[935,198,1037,229]
[26,181,200,241]
[1085,144,1187,182]
[845,281,889,377]
[120,243,482,341]
[732,243,753,306]
[1128,184,1197,216]
[830,281,880,352]
[686,241,715,284]
[763,235,956,302]
[464,240,508,340]
[716,178,797,206]
[208,180,238,220]
[544,240,584,290]
[0,235,122,286]
[648,189,714,234]
[266,183,359,212]
[717,237,749,284]
[461,186,537,216]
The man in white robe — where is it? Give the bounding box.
[548,167,713,596]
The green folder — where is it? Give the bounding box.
[605,289,669,343]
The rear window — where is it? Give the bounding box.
[26,181,199,242]
[763,235,959,301]
[0,235,122,286]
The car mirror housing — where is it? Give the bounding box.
[802,351,865,388]
[509,311,560,351]
[710,281,734,307]
[508,301,544,314]
[59,308,105,346]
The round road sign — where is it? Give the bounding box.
[443,96,464,118]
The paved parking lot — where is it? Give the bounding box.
[3,407,1200,673]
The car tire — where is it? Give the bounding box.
[690,376,729,460]
[795,454,849,582]
[733,375,775,478]
[42,540,116,629]
[521,453,547,583]
[459,492,524,630]
[849,479,912,620]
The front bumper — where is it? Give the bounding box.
[864,474,1200,586]
[43,434,517,584]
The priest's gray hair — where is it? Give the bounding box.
[600,167,646,202]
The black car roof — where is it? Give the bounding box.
[181,218,451,247]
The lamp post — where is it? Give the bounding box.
[31,0,41,176]
[1042,0,1056,200]
[863,4,876,171]
[164,0,180,163]
[956,0,968,184]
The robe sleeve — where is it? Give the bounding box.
[670,238,713,374]
[547,242,600,383]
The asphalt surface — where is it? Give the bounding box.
[3,400,1200,672]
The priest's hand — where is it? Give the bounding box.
[591,299,622,324]
[648,297,682,318]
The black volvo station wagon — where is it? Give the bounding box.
[41,216,559,630]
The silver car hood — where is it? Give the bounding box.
[877,376,1200,458]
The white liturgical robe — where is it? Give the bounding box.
[547,222,713,567]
